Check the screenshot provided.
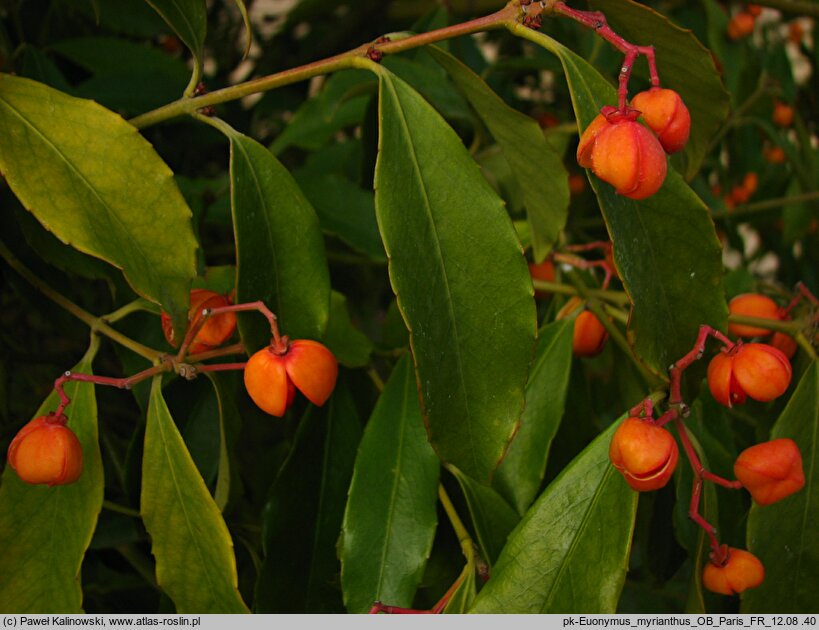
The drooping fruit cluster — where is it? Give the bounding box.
[161,289,237,355]
[609,416,678,491]
[7,414,83,486]
[244,338,338,417]
[557,297,609,357]
[703,546,765,595]
[630,87,691,154]
[707,342,792,407]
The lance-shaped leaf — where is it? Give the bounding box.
[743,362,819,613]
[324,290,374,369]
[0,342,103,613]
[256,382,362,613]
[451,467,518,567]
[0,74,197,332]
[374,68,537,482]
[588,0,730,180]
[510,29,727,374]
[218,122,330,350]
[340,355,440,613]
[205,372,243,512]
[142,379,248,613]
[429,46,569,261]
[493,319,574,515]
[469,419,638,613]
[143,0,206,89]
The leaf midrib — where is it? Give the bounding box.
[381,75,480,477]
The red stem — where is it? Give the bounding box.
[53,364,169,417]
[668,325,734,405]
[553,2,659,110]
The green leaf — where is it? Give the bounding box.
[374,68,537,482]
[340,355,440,613]
[493,319,574,515]
[469,419,638,613]
[514,31,727,374]
[142,379,249,613]
[429,46,569,261]
[231,0,252,58]
[443,562,477,614]
[257,381,362,613]
[743,362,819,613]
[451,468,518,567]
[0,344,103,613]
[222,124,330,350]
[0,74,197,334]
[324,291,374,368]
[143,0,206,88]
[588,0,730,180]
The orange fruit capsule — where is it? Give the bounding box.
[734,438,804,505]
[7,415,83,486]
[727,293,780,338]
[707,343,792,407]
[773,101,795,128]
[244,339,338,417]
[557,297,609,358]
[609,417,679,492]
[727,13,755,40]
[703,546,764,595]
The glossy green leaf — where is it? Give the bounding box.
[493,319,574,515]
[374,68,537,482]
[324,291,374,368]
[588,0,730,179]
[452,468,518,567]
[142,379,248,613]
[0,343,103,613]
[257,382,362,613]
[514,30,727,374]
[469,419,638,613]
[340,355,440,613]
[743,362,819,613]
[143,0,206,85]
[443,562,477,614]
[429,46,569,261]
[0,74,197,333]
[222,124,330,350]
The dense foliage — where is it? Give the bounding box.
[0,0,816,615]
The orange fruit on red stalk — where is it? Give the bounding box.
[161,289,237,355]
[7,414,83,486]
[707,342,792,407]
[703,546,764,595]
[244,339,338,417]
[609,416,679,492]
[557,297,609,358]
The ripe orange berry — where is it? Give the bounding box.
[763,145,786,164]
[557,297,609,357]
[630,87,691,154]
[588,110,667,200]
[7,414,83,486]
[609,417,679,491]
[727,13,756,40]
[773,101,795,128]
[746,4,763,17]
[161,289,237,355]
[703,546,764,595]
[727,293,780,337]
[244,339,338,417]
[788,21,805,45]
[707,343,792,407]
[734,438,805,505]
[743,172,759,196]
